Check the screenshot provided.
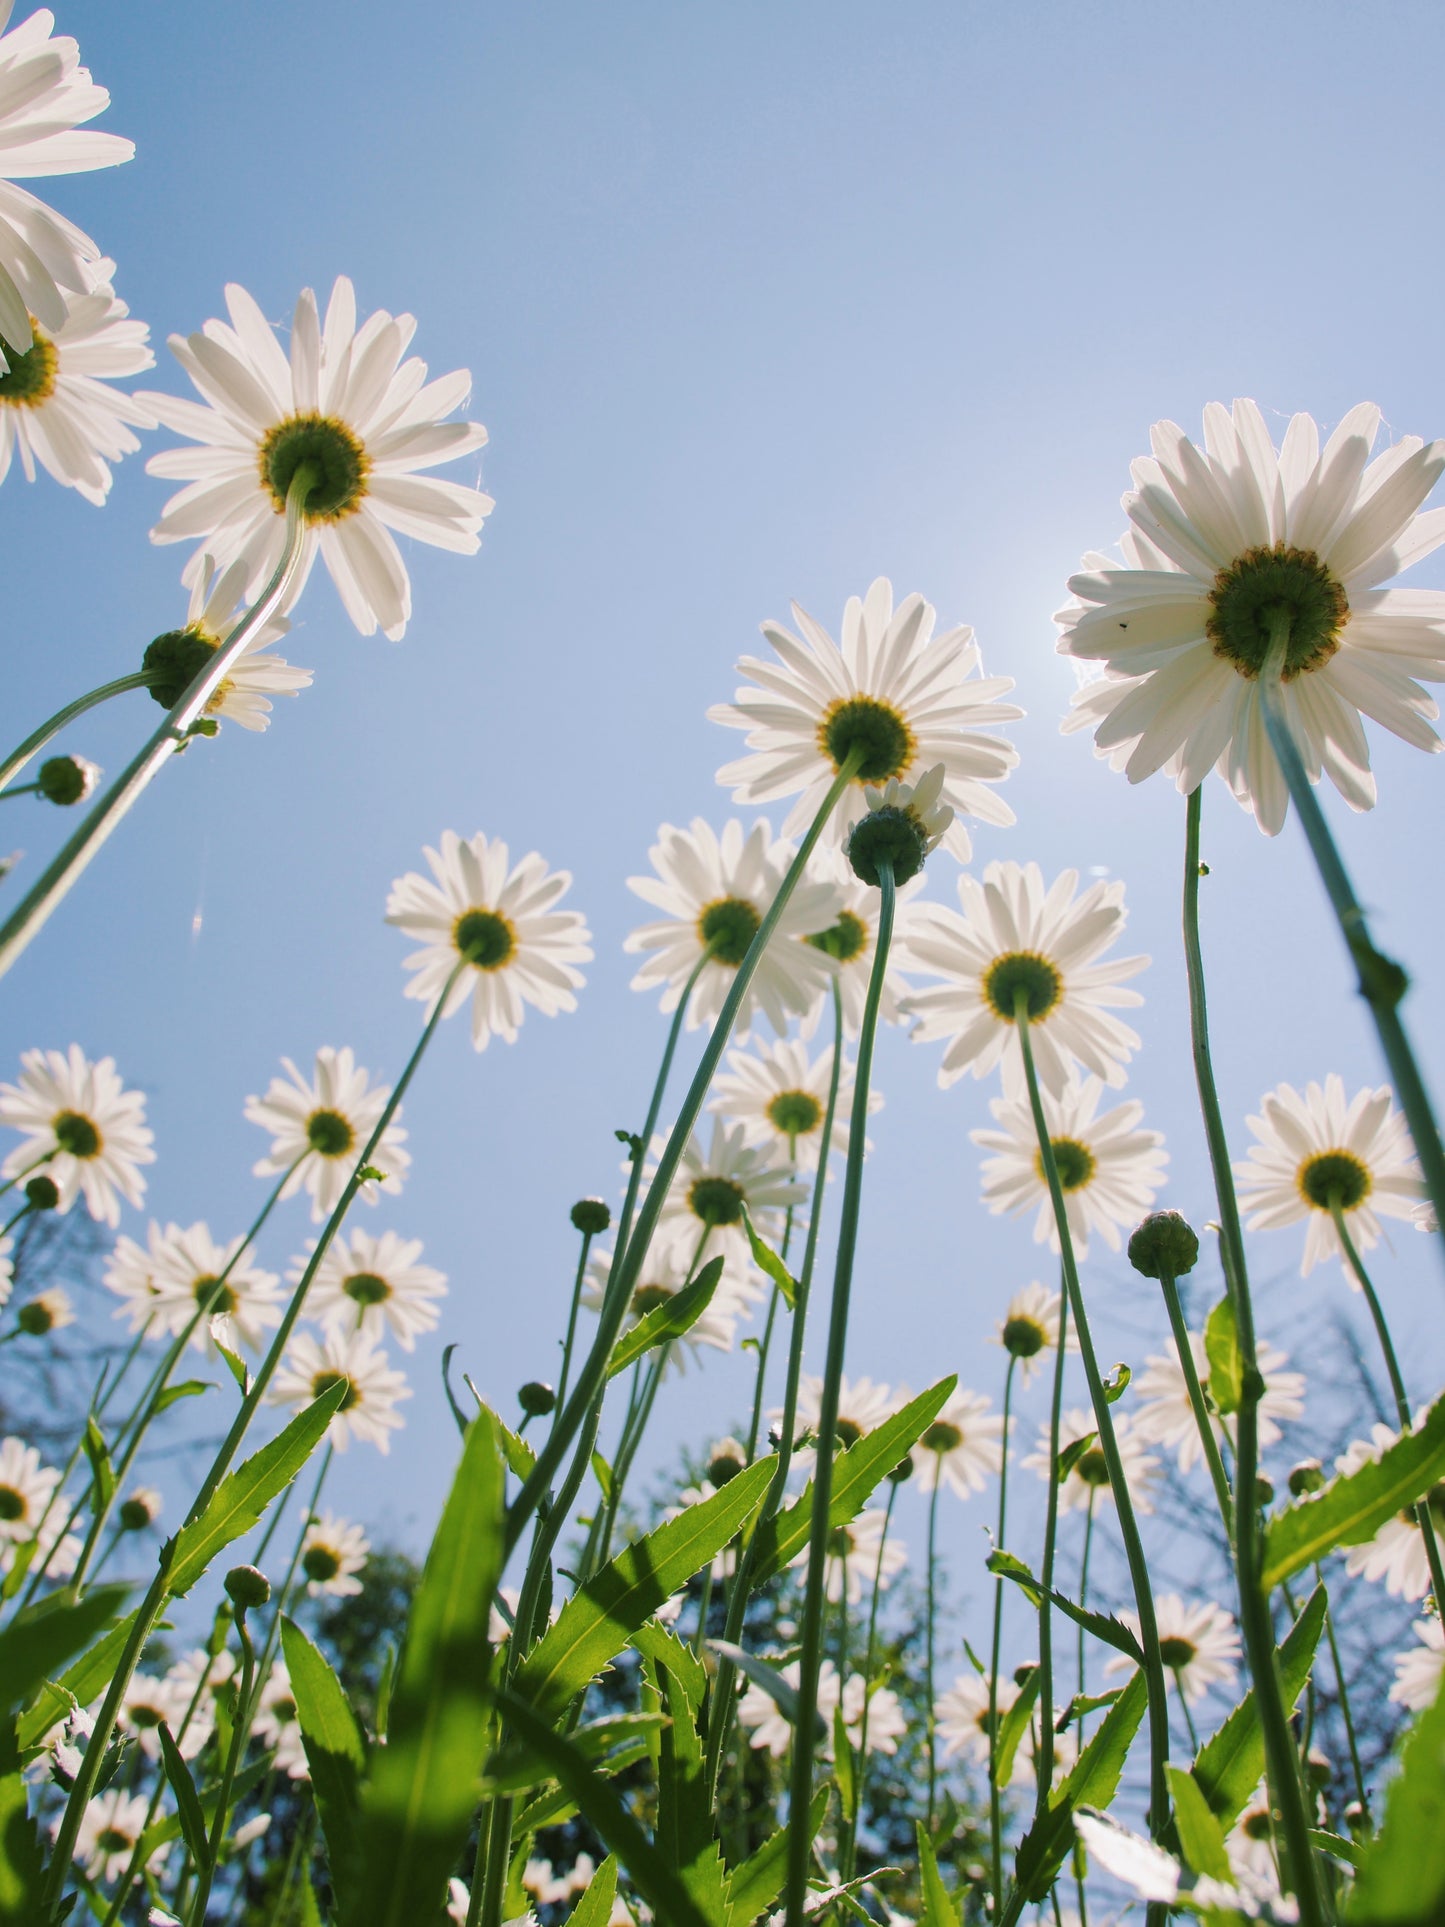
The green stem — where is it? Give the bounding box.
[0,671,153,797]
[1033,1264,1070,1810]
[0,782,43,799]
[841,1475,898,1879]
[784,857,895,1927]
[1158,1272,1234,1536]
[987,1354,1017,1914]
[554,1229,594,1416]
[924,1463,943,1830]
[1077,1492,1096,1740]
[1315,1560,1368,1817]
[187,1612,256,1926]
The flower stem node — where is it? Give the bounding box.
[569,1197,611,1236]
[845,766,953,887]
[223,1565,271,1613]
[517,1380,555,1418]
[1127,1210,1200,1280]
[1288,1459,1325,1497]
[37,755,100,806]
[24,1175,59,1210]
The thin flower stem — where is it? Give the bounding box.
[1182,783,1326,1924]
[1158,1271,1234,1537]
[0,781,43,799]
[0,1198,38,1235]
[1315,1560,1368,1817]
[1032,1266,1070,1812]
[554,1228,595,1416]
[1078,1492,1096,1731]
[744,1283,782,1461]
[840,1474,898,1880]
[1178,1683,1201,1755]
[784,857,895,1927]
[0,671,153,797]
[0,470,317,983]
[249,1444,334,1718]
[1330,1195,1445,1608]
[987,1354,1017,1915]
[924,1463,943,1830]
[1258,613,1445,1274]
[186,1612,257,1926]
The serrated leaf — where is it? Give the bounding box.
[16,1611,139,1750]
[1013,1669,1148,1899]
[214,1337,249,1396]
[994,1664,1040,1790]
[567,1856,619,1927]
[0,1766,45,1925]
[740,1206,796,1311]
[1310,1827,1364,1871]
[917,1822,961,1927]
[282,1617,366,1920]
[655,1636,726,1920]
[0,1584,129,1718]
[487,1713,665,1794]
[1056,1434,1098,1485]
[606,1257,725,1378]
[158,1722,210,1873]
[467,1389,536,1480]
[1347,1663,1445,1921]
[832,1701,854,1813]
[1205,1295,1242,1416]
[708,1640,827,1740]
[1190,1585,1325,1828]
[591,1450,615,1506]
[1165,1764,1230,1879]
[986,1550,1144,1663]
[1054,1688,1123,1732]
[721,1787,829,1927]
[82,1417,115,1515]
[153,1379,212,1416]
[1102,1364,1131,1405]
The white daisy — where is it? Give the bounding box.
[1022,1407,1160,1516]
[118,1669,202,1761]
[0,1043,153,1225]
[66,1789,166,1885]
[910,1387,1005,1500]
[738,1659,902,1758]
[1234,1074,1421,1276]
[300,1509,369,1598]
[0,1232,10,1308]
[992,1281,1076,1387]
[972,1076,1168,1258]
[269,1325,411,1454]
[648,1117,805,1289]
[300,1226,446,1352]
[625,817,843,1037]
[244,1046,410,1223]
[1225,1784,1281,1885]
[902,862,1148,1097]
[1416,1199,1439,1235]
[4,1488,77,1577]
[254,1661,308,1778]
[141,553,311,731]
[785,1373,898,1464]
[109,1219,281,1352]
[168,1645,237,1712]
[934,1670,1078,1787]
[789,1506,907,1604]
[1336,1423,1441,1601]
[14,1283,71,1334]
[0,4,133,371]
[117,1485,161,1531]
[795,849,922,1040]
[582,1240,750,1377]
[708,1034,878,1172]
[1057,399,1445,834]
[1389,1617,1445,1711]
[1105,1594,1240,1704]
[0,1433,59,1543]
[140,276,492,639]
[386,831,591,1050]
[710,575,1022,864]
[1133,1331,1305,1471]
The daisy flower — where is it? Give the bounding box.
[625,817,842,1037]
[0,4,133,372]
[1057,399,1445,834]
[386,831,591,1050]
[910,1387,1005,1499]
[789,1506,907,1604]
[934,1670,1077,1787]
[1106,1594,1240,1704]
[168,1645,237,1712]
[708,1034,878,1172]
[15,1283,71,1333]
[0,1434,59,1545]
[972,1076,1168,1258]
[244,1045,410,1223]
[0,1043,153,1225]
[65,1789,166,1885]
[710,575,1022,864]
[1225,1784,1282,1886]
[300,1510,369,1597]
[1023,1407,1160,1516]
[0,1232,10,1308]
[647,1117,805,1289]
[254,1660,308,1778]
[141,553,311,731]
[117,1485,161,1531]
[902,862,1148,1097]
[1390,1617,1445,1711]
[1336,1423,1442,1601]
[109,1219,281,1352]
[1234,1074,1421,1276]
[118,1669,200,1761]
[992,1281,1076,1387]
[738,1660,903,1758]
[796,849,921,1040]
[269,1326,411,1453]
[1133,1332,1305,1472]
[300,1226,446,1351]
[140,276,492,639]
[786,1372,898,1463]
[582,1239,754,1376]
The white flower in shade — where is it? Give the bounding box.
[901,863,1147,1097]
[1133,1331,1305,1471]
[270,1326,411,1454]
[582,1240,750,1377]
[4,1490,78,1578]
[709,1035,879,1172]
[254,1661,308,1779]
[109,1220,281,1352]
[244,1046,410,1223]
[625,817,843,1037]
[1416,1199,1440,1235]
[523,1860,570,1906]
[119,1670,203,1761]
[796,850,922,1041]
[140,276,492,640]
[1234,1075,1421,1276]
[710,576,1022,864]
[0,1232,10,1308]
[118,1485,161,1531]
[786,1373,898,1466]
[0,1043,153,1225]
[1023,1407,1160,1516]
[1390,1617,1445,1711]
[1057,399,1445,835]
[300,1510,369,1597]
[1106,1594,1241,1704]
[0,4,133,371]
[934,1670,1077,1787]
[146,553,311,731]
[386,831,591,1051]
[789,1506,907,1604]
[972,1076,1167,1258]
[168,1645,237,1713]
[15,1283,71,1334]
[738,1659,903,1758]
[0,261,152,502]
[648,1117,805,1288]
[299,1227,446,1352]
[1336,1423,1441,1601]
[1225,1783,1282,1885]
[911,1387,1006,1500]
[992,1281,1077,1387]
[0,1434,60,1543]
[66,1789,166,1885]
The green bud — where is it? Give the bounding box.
[1288,1459,1325,1497]
[224,1564,271,1612]
[1127,1210,1200,1280]
[846,806,928,888]
[887,1452,915,1485]
[37,755,98,806]
[570,1197,611,1235]
[24,1175,59,1210]
[517,1380,555,1417]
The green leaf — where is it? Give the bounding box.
[985,1550,1144,1664]
[917,1822,961,1927]
[1205,1295,1242,1416]
[16,1610,139,1750]
[1190,1585,1325,1828]
[1311,1827,1364,1871]
[653,1633,727,1922]
[1055,1434,1097,1485]
[708,1640,827,1740]
[567,1856,619,1927]
[994,1665,1040,1790]
[166,1380,348,1598]
[1347,1664,1445,1922]
[282,1617,366,1920]
[591,1450,615,1507]
[487,1713,665,1794]
[153,1379,212,1416]
[157,1721,210,1872]
[512,1457,773,1726]
[721,1787,830,1927]
[354,1412,507,1927]
[1102,1363,1131,1405]
[832,1700,855,1813]
[1053,1688,1123,1732]
[1165,1764,1230,1879]
[1263,1394,1445,1589]
[750,1379,956,1586]
[1013,1669,1148,1900]
[467,1389,536,1480]
[374,1641,396,1743]
[606,1257,725,1378]
[740,1206,796,1311]
[0,1584,129,1717]
[214,1336,250,1396]
[82,1417,116,1515]
[0,1767,45,1926]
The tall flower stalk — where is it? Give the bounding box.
[0,672,152,796]
[987,1352,1018,1910]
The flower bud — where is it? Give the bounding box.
[1126,1210,1200,1280]
[118,1488,162,1532]
[706,1437,748,1487]
[570,1197,611,1235]
[1344,1799,1368,1834]
[24,1174,59,1210]
[1306,1750,1332,1790]
[1254,1474,1275,1508]
[37,755,100,807]
[224,1564,271,1612]
[517,1380,555,1417]
[1288,1459,1325,1497]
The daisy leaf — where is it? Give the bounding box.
[0,1583,129,1718]
[994,1664,1040,1789]
[1012,1668,1148,1900]
[605,1257,725,1378]
[1346,1662,1445,1920]
[566,1857,618,1927]
[1204,1295,1242,1417]
[740,1204,797,1309]
[1188,1584,1325,1829]
[917,1822,962,1927]
[985,1549,1144,1664]
[280,1617,367,1922]
[720,1785,830,1927]
[1164,1764,1230,1880]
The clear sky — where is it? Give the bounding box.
[8,0,1445,1653]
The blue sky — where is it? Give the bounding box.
[8,0,1445,1657]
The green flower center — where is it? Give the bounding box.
[306,1109,355,1158]
[1075,1447,1111,1486]
[834,1417,864,1449]
[983,951,1063,1024]
[826,1525,856,1557]
[924,1421,964,1453]
[53,1110,101,1159]
[1158,1636,1198,1670]
[1298,1149,1372,1212]
[128,1701,164,1729]
[193,1275,237,1315]
[0,1485,25,1523]
[96,1826,132,1855]
[1206,544,1347,681]
[270,1695,297,1723]
[766,1090,823,1138]
[454,908,516,971]
[0,329,58,408]
[818,696,916,783]
[806,909,868,963]
[1002,1315,1046,1359]
[632,1283,674,1315]
[312,1369,359,1413]
[259,412,369,521]
[1039,1137,1096,1193]
[343,1271,391,1308]
[697,897,761,967]
[142,626,219,710]
[1242,1809,1273,1841]
[688,1175,746,1227]
[707,1452,745,1486]
[302,1544,342,1582]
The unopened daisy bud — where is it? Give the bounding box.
[1289,1459,1325,1497]
[24,1174,59,1210]
[518,1380,555,1417]
[845,765,952,887]
[37,755,100,807]
[1306,1749,1332,1790]
[1344,1799,1368,1834]
[17,1288,72,1334]
[570,1197,611,1235]
[887,1452,915,1484]
[119,1488,163,1532]
[1127,1210,1200,1280]
[1254,1474,1275,1508]
[706,1437,748,1487]
[224,1564,271,1612]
